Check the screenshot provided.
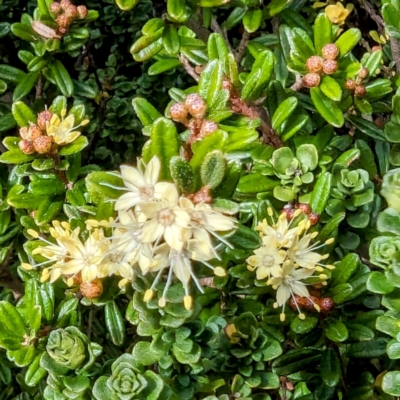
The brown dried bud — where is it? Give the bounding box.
[297,203,310,214]
[184,94,207,119]
[199,120,218,138]
[372,46,382,52]
[19,139,35,154]
[190,186,212,204]
[283,208,296,221]
[354,85,367,97]
[80,279,103,299]
[322,59,338,74]
[302,72,320,88]
[27,124,43,141]
[319,297,334,311]
[49,2,62,14]
[305,55,323,73]
[170,102,188,122]
[19,127,29,140]
[308,212,319,226]
[60,0,71,10]
[76,5,88,19]
[33,136,53,154]
[58,27,68,35]
[321,43,339,60]
[56,14,72,28]
[345,79,357,90]
[64,4,77,18]
[37,110,54,131]
[358,67,369,79]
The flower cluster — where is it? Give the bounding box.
[23,156,237,310]
[18,108,89,155]
[247,208,335,321]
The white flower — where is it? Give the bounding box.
[115,157,167,211]
[139,184,191,251]
[246,239,286,280]
[256,208,303,248]
[46,112,88,145]
[269,262,319,321]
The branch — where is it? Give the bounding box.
[179,54,200,82]
[235,30,250,64]
[185,17,211,43]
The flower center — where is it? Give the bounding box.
[158,209,175,226]
[263,255,275,267]
[140,186,153,198]
[284,275,295,285]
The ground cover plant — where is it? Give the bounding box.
[1,0,400,398]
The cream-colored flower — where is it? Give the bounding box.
[46,111,88,145]
[269,262,318,321]
[256,208,302,248]
[325,2,354,25]
[139,184,191,251]
[247,240,286,280]
[115,157,168,211]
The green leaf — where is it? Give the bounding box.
[376,315,400,338]
[35,199,63,226]
[167,0,190,22]
[324,318,348,342]
[105,301,126,346]
[0,301,27,351]
[320,348,340,387]
[132,98,162,127]
[144,117,180,180]
[310,87,344,128]
[0,64,26,83]
[200,150,226,189]
[148,59,182,75]
[383,371,400,396]
[243,9,263,33]
[198,59,224,110]
[320,76,342,102]
[29,176,65,196]
[0,150,36,165]
[310,172,332,214]
[58,136,89,156]
[330,253,359,286]
[366,271,395,294]
[363,50,382,77]
[115,0,139,11]
[170,157,194,194]
[0,79,7,94]
[346,115,385,141]
[237,173,279,194]
[49,60,74,97]
[314,13,333,55]
[163,25,180,55]
[346,338,387,358]
[85,171,124,205]
[25,353,47,387]
[271,97,298,130]
[335,28,361,58]
[11,101,36,127]
[132,341,163,366]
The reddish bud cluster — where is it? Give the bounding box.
[303,43,339,88]
[345,67,369,98]
[49,0,87,34]
[80,279,103,299]
[289,294,334,313]
[281,203,319,225]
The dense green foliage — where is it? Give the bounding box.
[2,0,400,399]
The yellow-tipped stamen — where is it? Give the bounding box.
[143,289,155,302]
[315,266,324,272]
[118,278,128,288]
[319,274,328,280]
[326,265,335,270]
[214,266,226,277]
[267,207,273,217]
[280,313,286,322]
[61,108,67,117]
[299,313,306,320]
[21,263,33,270]
[183,295,193,310]
[32,248,43,255]
[61,221,70,230]
[293,209,302,218]
[314,303,321,312]
[321,254,329,260]
[273,302,279,309]
[27,229,39,239]
[325,238,335,245]
[310,232,318,239]
[52,221,61,227]
[81,119,90,126]
[158,297,167,308]
[67,278,74,287]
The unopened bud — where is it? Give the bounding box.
[33,136,53,154]
[19,127,29,140]
[371,45,382,52]
[297,203,310,214]
[27,124,43,141]
[37,110,54,131]
[305,55,323,73]
[60,0,71,10]
[321,43,339,60]
[184,93,207,119]
[80,279,103,299]
[199,120,218,137]
[308,212,319,225]
[302,72,320,88]
[49,2,62,14]
[76,5,88,19]
[322,59,338,74]
[358,67,369,79]
[170,102,188,122]
[354,85,367,97]
[345,79,357,90]
[56,14,72,28]
[19,139,35,154]
[64,4,77,18]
